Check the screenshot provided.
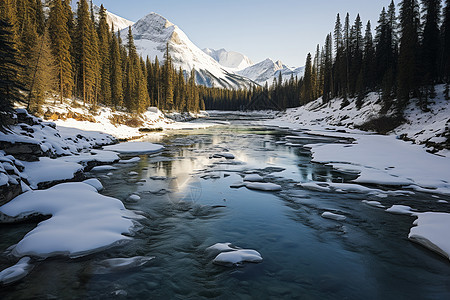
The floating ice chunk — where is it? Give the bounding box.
[243,174,263,182]
[128,171,138,176]
[103,142,164,154]
[321,212,347,221]
[0,182,139,258]
[0,257,33,285]
[91,165,117,172]
[83,178,103,191]
[90,256,154,275]
[206,242,237,253]
[409,212,450,261]
[362,200,385,208]
[438,200,448,204]
[118,157,141,164]
[386,205,414,215]
[213,249,263,266]
[212,153,235,159]
[128,194,141,202]
[245,182,282,191]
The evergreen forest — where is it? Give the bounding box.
[0,0,449,119]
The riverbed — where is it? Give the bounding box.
[1,115,449,299]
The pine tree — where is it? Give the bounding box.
[27,29,57,113]
[443,0,450,99]
[97,4,111,105]
[163,44,174,110]
[420,0,441,105]
[75,0,100,105]
[323,34,333,102]
[300,53,313,104]
[109,26,123,108]
[48,0,73,103]
[0,19,23,129]
[358,21,376,108]
[397,0,421,110]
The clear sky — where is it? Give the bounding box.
[93,0,393,67]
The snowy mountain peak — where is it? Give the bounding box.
[238,58,304,86]
[121,12,255,89]
[203,48,254,71]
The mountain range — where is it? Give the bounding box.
[104,8,305,88]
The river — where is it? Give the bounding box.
[1,114,449,299]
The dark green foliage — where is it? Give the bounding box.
[0,19,23,128]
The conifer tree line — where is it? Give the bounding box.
[206,0,450,112]
[0,0,203,119]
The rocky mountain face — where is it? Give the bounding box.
[121,13,256,89]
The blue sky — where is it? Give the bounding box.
[94,0,392,67]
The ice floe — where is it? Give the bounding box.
[89,256,154,274]
[361,200,385,208]
[408,212,450,261]
[245,182,282,192]
[103,142,164,154]
[0,257,33,285]
[321,212,347,221]
[385,205,415,216]
[118,157,141,164]
[243,174,264,182]
[206,243,263,267]
[213,249,263,266]
[0,182,140,258]
[91,165,117,172]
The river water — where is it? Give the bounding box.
[1,114,449,299]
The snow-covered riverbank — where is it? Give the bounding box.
[259,91,450,262]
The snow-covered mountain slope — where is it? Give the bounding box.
[237,58,305,86]
[121,13,255,89]
[203,48,253,71]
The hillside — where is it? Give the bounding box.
[265,85,449,156]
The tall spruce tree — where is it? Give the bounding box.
[49,0,73,103]
[397,0,421,110]
[420,0,441,105]
[163,44,174,110]
[300,53,313,104]
[109,26,123,108]
[97,5,111,105]
[0,19,23,129]
[443,0,450,98]
[75,0,100,105]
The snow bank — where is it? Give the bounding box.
[22,158,83,189]
[409,212,450,261]
[0,182,140,258]
[103,142,164,154]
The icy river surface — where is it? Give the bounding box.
[1,114,450,299]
